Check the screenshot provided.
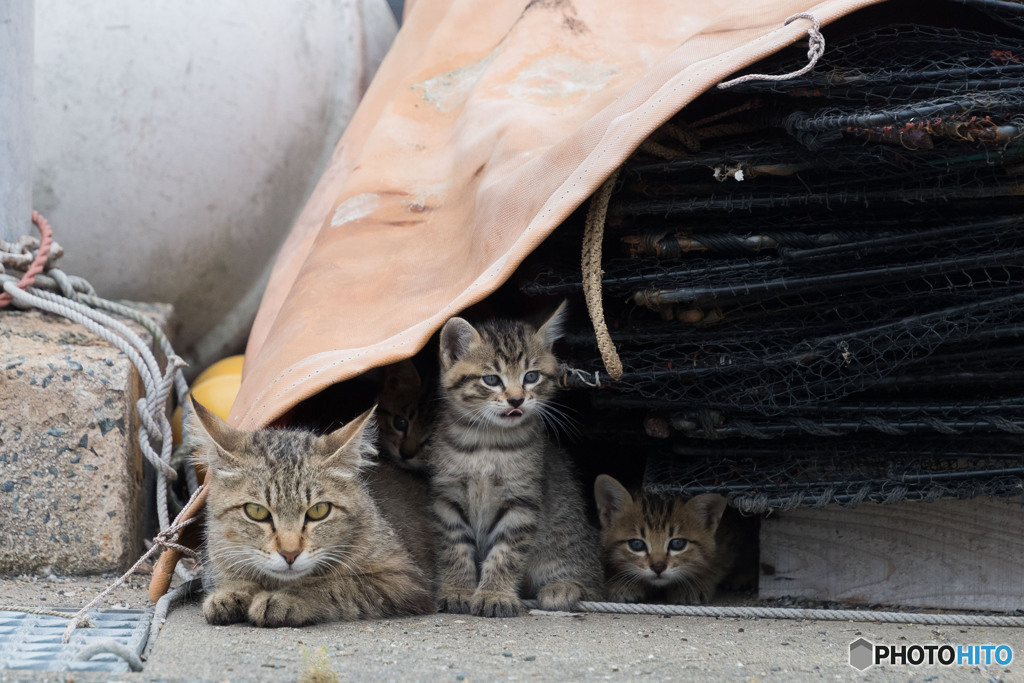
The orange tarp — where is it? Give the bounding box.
[230,0,887,429]
[231,0,884,431]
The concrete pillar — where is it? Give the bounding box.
[0,0,33,243]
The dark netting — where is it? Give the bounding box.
[641,437,1024,513]
[517,0,1024,508]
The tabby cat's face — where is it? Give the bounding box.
[595,475,726,589]
[377,359,432,472]
[190,403,378,584]
[438,304,566,430]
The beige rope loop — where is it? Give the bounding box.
[582,167,623,381]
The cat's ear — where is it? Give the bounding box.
[594,474,633,529]
[440,316,480,368]
[187,397,246,470]
[318,406,378,469]
[689,493,728,534]
[537,300,569,348]
[384,358,421,392]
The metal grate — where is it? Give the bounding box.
[0,609,151,673]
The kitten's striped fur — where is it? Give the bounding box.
[594,474,730,604]
[190,401,434,627]
[429,303,602,617]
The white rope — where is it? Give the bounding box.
[524,600,1024,627]
[718,13,825,89]
[75,641,145,672]
[142,579,202,661]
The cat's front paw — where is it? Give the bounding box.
[203,589,254,625]
[248,591,317,628]
[536,581,585,611]
[471,590,523,618]
[437,587,473,614]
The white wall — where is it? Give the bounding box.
[32,0,397,369]
[1,0,33,243]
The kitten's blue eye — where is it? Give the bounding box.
[392,415,409,431]
[523,370,540,384]
[668,538,688,551]
[627,539,647,552]
[482,375,502,387]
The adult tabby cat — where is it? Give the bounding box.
[190,400,434,627]
[376,359,434,474]
[594,474,737,604]
[429,303,603,618]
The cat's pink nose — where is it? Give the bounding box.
[650,561,667,576]
[280,549,301,565]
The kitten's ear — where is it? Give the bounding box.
[689,493,728,534]
[187,397,245,470]
[440,316,480,368]
[594,474,633,529]
[537,300,569,348]
[384,358,421,392]
[319,406,378,468]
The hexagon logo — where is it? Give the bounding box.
[849,638,874,671]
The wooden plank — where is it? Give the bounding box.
[759,498,1024,612]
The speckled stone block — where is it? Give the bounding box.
[0,303,174,574]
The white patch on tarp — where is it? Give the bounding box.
[503,54,617,101]
[330,193,379,227]
[408,181,448,212]
[411,53,497,113]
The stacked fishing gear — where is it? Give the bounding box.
[520,0,1024,511]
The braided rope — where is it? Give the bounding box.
[718,13,825,89]
[60,485,204,643]
[75,641,144,672]
[1,213,199,646]
[523,600,1024,627]
[0,211,53,307]
[0,606,92,625]
[142,579,202,661]
[582,168,624,380]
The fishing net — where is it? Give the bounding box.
[518,0,1024,509]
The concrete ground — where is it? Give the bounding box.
[2,574,1023,682]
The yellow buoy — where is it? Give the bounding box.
[193,354,244,387]
[171,372,242,444]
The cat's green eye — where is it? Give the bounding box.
[306,502,332,521]
[668,538,688,552]
[392,415,409,432]
[627,539,647,552]
[523,370,540,384]
[482,374,502,387]
[244,503,270,522]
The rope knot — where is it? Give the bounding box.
[717,12,826,89]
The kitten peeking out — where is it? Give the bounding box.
[189,400,435,627]
[429,302,603,617]
[376,359,434,474]
[594,474,735,605]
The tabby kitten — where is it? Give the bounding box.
[429,303,603,618]
[594,474,731,604]
[375,359,434,474]
[189,400,434,627]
